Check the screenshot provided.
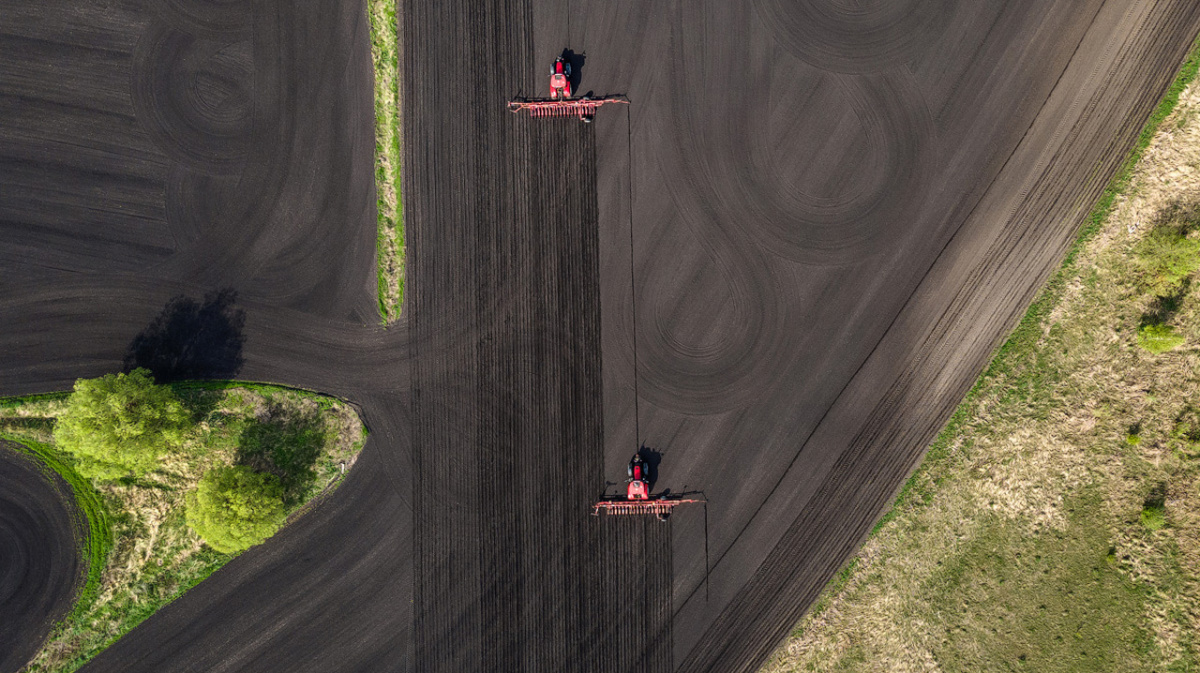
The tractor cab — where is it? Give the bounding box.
[550,56,572,99]
[626,454,650,500]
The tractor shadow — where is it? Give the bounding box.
[637,445,663,491]
[601,445,666,496]
[561,48,586,94]
[124,289,245,383]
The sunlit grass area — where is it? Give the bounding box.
[369,0,404,322]
[1,384,366,672]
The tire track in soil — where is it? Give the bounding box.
[750,0,952,74]
[0,442,87,673]
[0,2,173,275]
[5,0,1200,671]
[597,516,673,673]
[405,0,669,668]
[673,2,1200,671]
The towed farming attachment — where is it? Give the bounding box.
[592,498,701,518]
[597,453,711,596]
[593,453,701,519]
[507,95,629,122]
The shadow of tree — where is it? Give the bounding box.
[125,289,245,383]
[236,402,328,504]
[1140,278,1190,327]
[1146,198,1200,234]
[173,388,227,424]
[1144,481,1168,511]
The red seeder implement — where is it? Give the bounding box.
[592,498,701,517]
[596,453,711,596]
[592,453,700,519]
[507,96,629,122]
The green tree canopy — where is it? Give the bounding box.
[186,465,286,554]
[1134,224,1200,294]
[1137,323,1186,354]
[53,368,192,480]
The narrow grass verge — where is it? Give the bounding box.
[369,0,404,322]
[763,35,1200,673]
[1,436,112,631]
[0,385,367,673]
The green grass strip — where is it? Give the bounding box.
[0,391,70,409]
[1,434,113,627]
[369,0,404,323]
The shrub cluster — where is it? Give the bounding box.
[53,369,190,480]
[1133,222,1200,294]
[54,370,290,553]
[185,466,287,554]
[1133,215,1199,353]
[1136,323,1186,353]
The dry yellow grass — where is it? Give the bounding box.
[763,73,1200,673]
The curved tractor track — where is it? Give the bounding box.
[0,443,87,673]
[1,0,1199,672]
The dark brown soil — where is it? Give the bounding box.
[1,0,1198,672]
[0,443,86,673]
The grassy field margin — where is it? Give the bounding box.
[868,36,1200,541]
[369,0,404,322]
[1,383,367,672]
[764,35,1200,673]
[1,435,112,630]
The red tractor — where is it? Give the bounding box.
[549,56,572,100]
[626,453,650,500]
[508,52,628,121]
[593,453,698,520]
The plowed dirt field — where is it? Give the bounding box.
[1,0,1199,672]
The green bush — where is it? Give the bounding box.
[1172,407,1200,452]
[53,369,192,480]
[1133,224,1200,294]
[1140,483,1168,532]
[1137,324,1186,353]
[1140,504,1167,531]
[185,465,286,553]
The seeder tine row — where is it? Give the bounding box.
[591,499,699,517]
[507,97,628,121]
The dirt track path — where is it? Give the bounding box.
[2,0,1200,671]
